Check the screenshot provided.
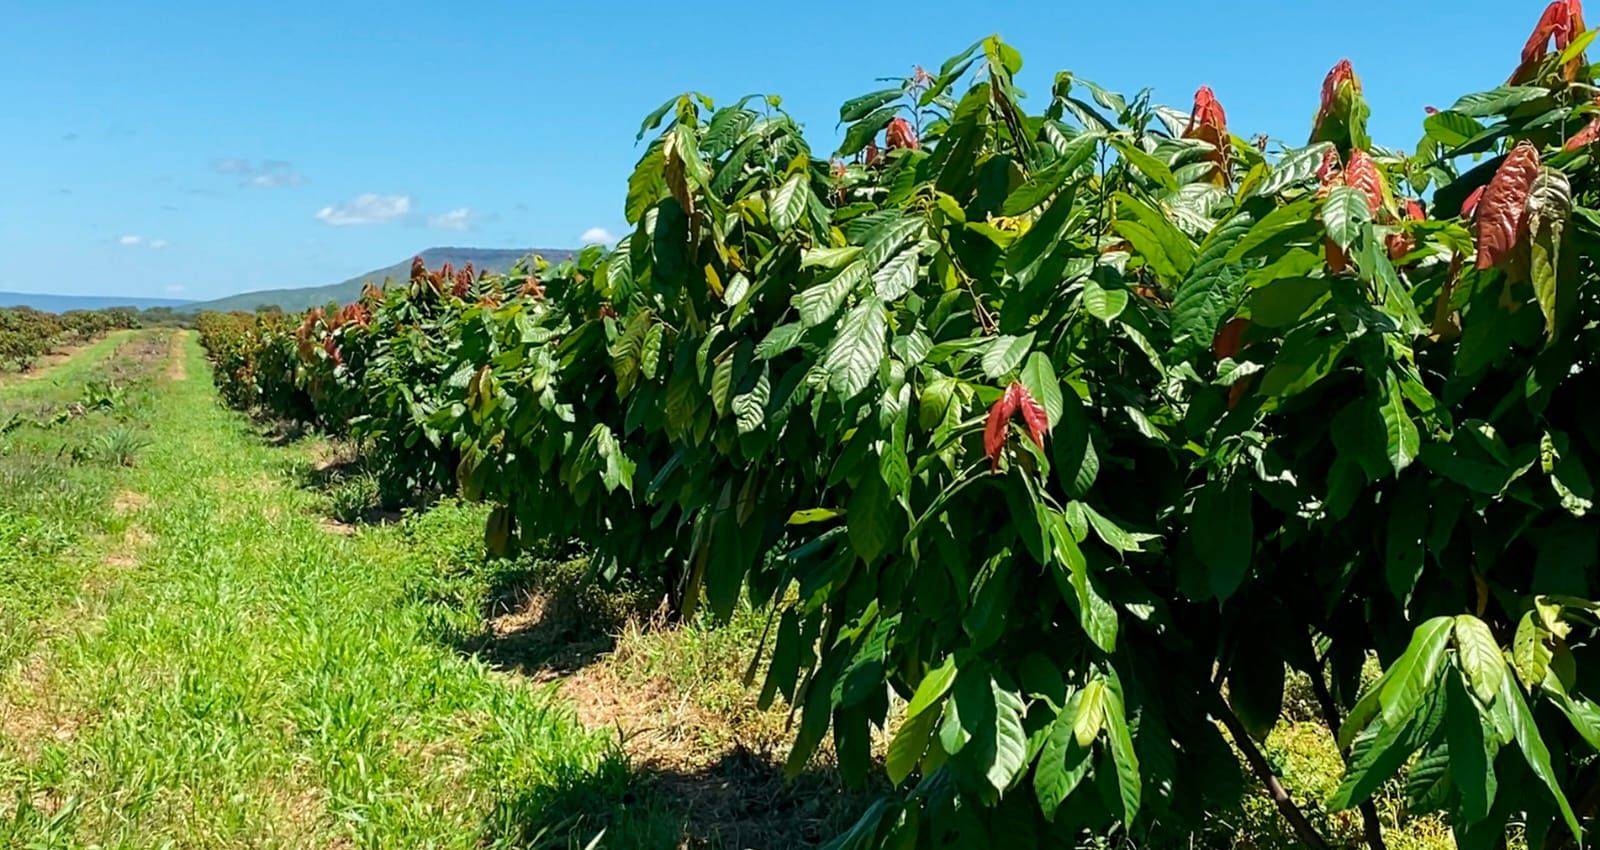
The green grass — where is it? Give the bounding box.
[0,333,637,849]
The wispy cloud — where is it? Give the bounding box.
[213,158,307,188]
[427,208,476,231]
[314,193,412,226]
[116,234,169,249]
[580,226,618,245]
[163,284,186,294]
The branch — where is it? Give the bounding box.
[1205,685,1334,850]
[1307,659,1387,850]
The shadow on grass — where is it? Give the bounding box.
[484,745,873,850]
[445,552,647,678]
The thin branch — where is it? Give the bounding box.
[1307,658,1387,850]
[1205,686,1334,850]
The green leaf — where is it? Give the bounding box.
[1230,640,1285,740]
[1002,133,1099,215]
[1384,475,1428,601]
[794,262,866,327]
[1074,680,1106,747]
[987,681,1029,794]
[1191,480,1252,600]
[1379,617,1453,727]
[1046,514,1118,652]
[1500,669,1581,842]
[1453,615,1507,706]
[1323,185,1371,251]
[1423,110,1485,148]
[873,248,919,301]
[823,297,887,401]
[1035,690,1095,817]
[1081,280,1129,324]
[1379,373,1420,475]
[1449,86,1550,117]
[1445,668,1498,824]
[787,508,843,525]
[1514,611,1554,690]
[1103,674,1141,825]
[1111,137,1176,191]
[905,656,959,720]
[981,333,1034,379]
[886,702,939,786]
[1018,353,1063,427]
[1256,142,1333,197]
[770,172,811,232]
[1527,167,1572,341]
[840,87,903,123]
[732,370,770,434]
[847,470,894,564]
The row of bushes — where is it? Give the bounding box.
[0,307,143,372]
[202,6,1600,847]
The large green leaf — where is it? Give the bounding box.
[823,297,887,401]
[1379,617,1453,727]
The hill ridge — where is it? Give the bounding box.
[189,246,575,313]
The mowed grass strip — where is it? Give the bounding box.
[1,335,623,849]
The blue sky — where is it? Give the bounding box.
[0,1,1534,300]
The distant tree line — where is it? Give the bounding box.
[0,306,150,371]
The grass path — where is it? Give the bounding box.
[1,332,622,849]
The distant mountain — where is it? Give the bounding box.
[0,291,193,312]
[190,247,575,313]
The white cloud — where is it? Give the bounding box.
[580,226,617,245]
[149,239,169,249]
[163,284,186,294]
[119,234,143,246]
[214,158,307,188]
[427,208,476,231]
[315,193,412,226]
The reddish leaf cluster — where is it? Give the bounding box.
[452,262,476,298]
[1563,97,1600,150]
[1311,60,1362,142]
[885,117,919,151]
[1387,198,1427,261]
[983,382,1048,470]
[1511,0,1588,83]
[333,302,370,330]
[1182,86,1231,185]
[1318,147,1389,273]
[1474,141,1543,270]
[863,139,881,167]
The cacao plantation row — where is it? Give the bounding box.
[201,5,1600,845]
[2,306,142,372]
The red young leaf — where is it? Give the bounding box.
[1316,147,1343,198]
[885,117,919,151]
[1387,199,1426,260]
[1474,141,1542,270]
[1461,185,1486,221]
[1312,60,1361,141]
[1512,0,1587,82]
[1013,382,1049,450]
[1211,318,1250,361]
[1184,86,1231,185]
[1343,149,1387,215]
[983,385,1020,470]
[1565,113,1600,151]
